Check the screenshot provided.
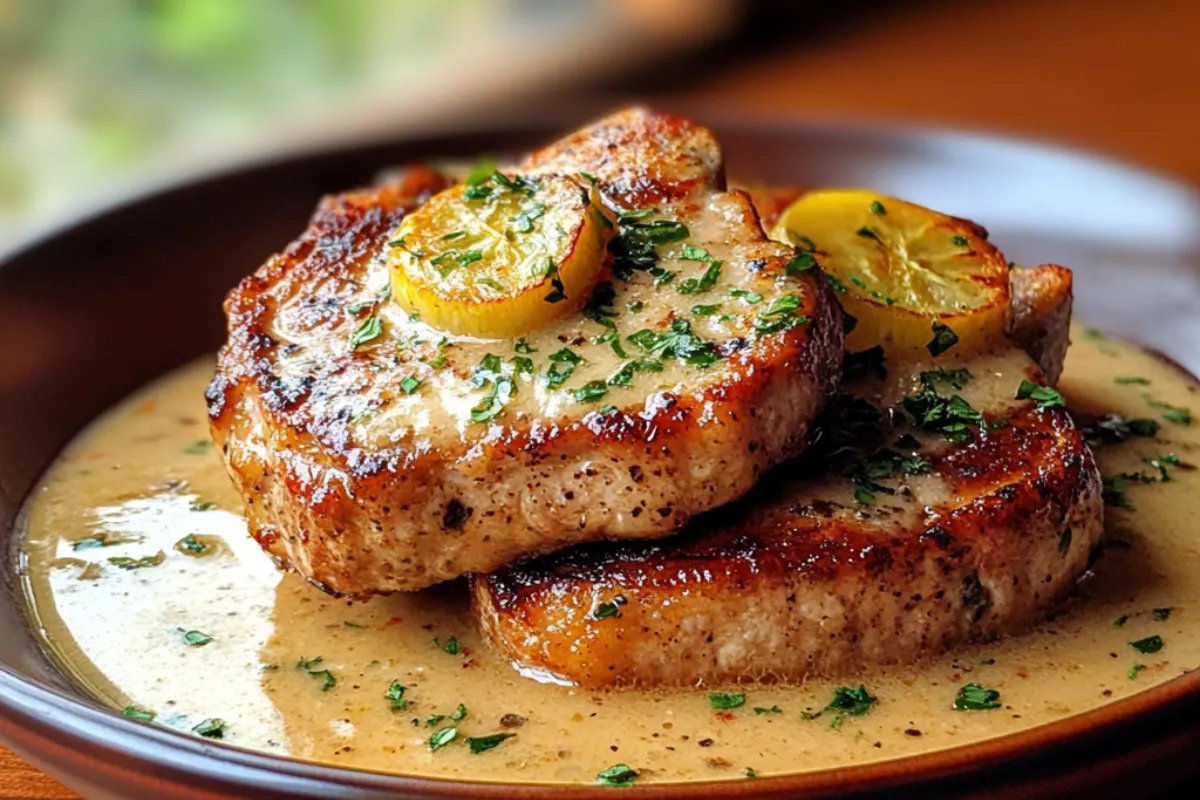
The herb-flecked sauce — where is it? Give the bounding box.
[18,326,1200,784]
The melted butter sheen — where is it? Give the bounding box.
[19,327,1200,785]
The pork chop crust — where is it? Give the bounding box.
[207,110,844,595]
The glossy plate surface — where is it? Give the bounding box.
[2,112,1200,799]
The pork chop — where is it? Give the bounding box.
[471,267,1102,688]
[207,110,844,595]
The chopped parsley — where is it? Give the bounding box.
[1145,395,1193,425]
[72,532,139,551]
[122,705,155,722]
[573,381,608,404]
[468,733,515,754]
[856,226,881,242]
[1153,607,1174,621]
[927,320,959,356]
[691,303,722,316]
[755,294,810,335]
[953,683,1001,710]
[1058,529,1072,553]
[608,359,662,387]
[349,316,384,350]
[546,348,583,388]
[869,200,887,215]
[609,216,689,281]
[192,718,227,739]
[1116,376,1150,385]
[745,768,759,779]
[386,681,407,710]
[921,367,972,391]
[1130,635,1164,654]
[437,636,460,655]
[510,201,547,233]
[1015,379,1066,408]
[399,375,422,395]
[1115,615,1130,627]
[709,692,746,710]
[542,259,567,304]
[627,319,719,367]
[189,500,217,512]
[677,261,722,295]
[1144,453,1180,481]
[181,629,212,647]
[184,439,211,455]
[429,726,458,752]
[452,703,468,721]
[951,234,970,247]
[785,249,817,275]
[754,706,783,715]
[902,384,986,443]
[594,595,626,619]
[1081,414,1159,445]
[729,288,763,305]
[108,552,165,570]
[845,449,931,505]
[1103,475,1137,510]
[806,686,878,727]
[514,338,536,355]
[596,764,639,787]
[1128,664,1147,679]
[176,534,208,554]
[295,657,336,691]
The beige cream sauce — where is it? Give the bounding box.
[19,327,1200,785]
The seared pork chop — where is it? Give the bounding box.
[471,269,1102,688]
[207,110,843,595]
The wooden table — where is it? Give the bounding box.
[4,0,1198,795]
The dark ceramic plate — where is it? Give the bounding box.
[2,113,1200,799]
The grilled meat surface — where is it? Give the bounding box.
[207,110,843,595]
[471,270,1102,688]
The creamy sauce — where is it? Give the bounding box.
[18,326,1200,785]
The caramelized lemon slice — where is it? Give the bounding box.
[770,189,1011,358]
[388,173,610,338]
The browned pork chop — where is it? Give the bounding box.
[471,269,1103,688]
[207,109,843,595]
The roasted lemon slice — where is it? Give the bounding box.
[770,189,1011,358]
[388,172,610,338]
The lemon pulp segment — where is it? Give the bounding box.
[770,189,1011,358]
[388,173,610,338]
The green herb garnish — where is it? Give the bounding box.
[468,733,515,754]
[181,629,213,647]
[184,440,211,455]
[122,705,155,722]
[386,681,408,710]
[869,200,887,215]
[709,692,746,710]
[596,764,639,787]
[192,718,227,739]
[1015,379,1066,408]
[108,552,165,570]
[1131,635,1164,654]
[927,320,959,356]
[349,316,384,350]
[399,376,422,395]
[429,727,458,752]
[953,683,1001,711]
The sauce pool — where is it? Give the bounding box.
[17,326,1200,784]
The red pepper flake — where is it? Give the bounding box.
[715,712,736,722]
[385,617,405,628]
